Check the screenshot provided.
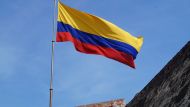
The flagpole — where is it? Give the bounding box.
[49,0,56,107]
[49,40,55,107]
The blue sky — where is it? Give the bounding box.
[0,0,189,106]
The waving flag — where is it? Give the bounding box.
[56,1,143,68]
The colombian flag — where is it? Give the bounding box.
[56,1,143,68]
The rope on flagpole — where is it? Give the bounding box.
[49,0,56,107]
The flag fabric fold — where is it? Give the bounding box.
[56,1,143,68]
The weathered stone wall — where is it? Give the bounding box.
[78,99,125,107]
[127,41,190,107]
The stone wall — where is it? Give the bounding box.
[127,41,190,107]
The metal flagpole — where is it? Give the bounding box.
[49,0,56,107]
[49,41,55,107]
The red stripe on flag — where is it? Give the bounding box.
[56,32,135,68]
